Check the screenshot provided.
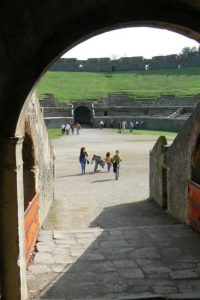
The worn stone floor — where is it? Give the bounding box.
[27,129,200,300]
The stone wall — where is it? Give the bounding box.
[50,53,200,72]
[149,136,168,208]
[40,92,199,130]
[93,116,185,131]
[149,103,200,223]
[16,91,55,225]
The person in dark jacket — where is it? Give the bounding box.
[79,147,88,175]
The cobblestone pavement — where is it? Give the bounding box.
[28,129,200,300]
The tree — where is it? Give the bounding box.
[180,46,198,56]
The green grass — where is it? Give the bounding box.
[37,67,200,102]
[47,129,62,139]
[116,129,177,136]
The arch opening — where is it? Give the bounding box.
[74,106,91,125]
[2,2,200,298]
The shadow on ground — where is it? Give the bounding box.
[28,199,200,299]
[89,199,179,229]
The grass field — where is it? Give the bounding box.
[48,129,61,139]
[48,128,177,140]
[37,67,200,102]
[119,129,177,136]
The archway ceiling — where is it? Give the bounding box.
[1,0,200,134]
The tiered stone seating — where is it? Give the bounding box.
[43,107,71,117]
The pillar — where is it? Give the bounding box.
[0,136,28,300]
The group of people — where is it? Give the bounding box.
[79,147,122,180]
[61,122,81,135]
[118,120,144,133]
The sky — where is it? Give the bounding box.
[62,27,199,60]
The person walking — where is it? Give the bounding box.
[118,121,122,134]
[61,123,65,135]
[65,123,70,135]
[99,120,104,129]
[79,147,88,175]
[129,121,134,133]
[91,154,105,172]
[71,123,75,135]
[75,122,81,135]
[105,152,113,172]
[113,150,122,180]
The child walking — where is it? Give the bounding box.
[113,150,122,180]
[105,152,113,172]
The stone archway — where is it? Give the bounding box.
[1,1,200,299]
[74,106,91,125]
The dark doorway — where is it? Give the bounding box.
[75,106,91,125]
[23,133,36,211]
[191,135,200,184]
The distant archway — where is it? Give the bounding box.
[75,106,91,125]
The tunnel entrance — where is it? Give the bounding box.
[74,106,91,125]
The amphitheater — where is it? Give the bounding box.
[41,52,200,131]
[40,92,200,132]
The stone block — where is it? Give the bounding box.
[34,253,54,264]
[28,264,51,274]
[79,253,104,260]
[143,266,171,274]
[52,264,72,273]
[168,293,200,299]
[170,270,199,279]
[132,247,160,259]
[136,259,164,267]
[153,285,177,294]
[113,259,137,268]
[120,268,145,279]
[54,255,75,264]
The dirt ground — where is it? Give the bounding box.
[28,129,200,300]
[45,129,175,230]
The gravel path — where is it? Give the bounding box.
[45,129,176,230]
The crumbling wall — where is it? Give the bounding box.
[16,90,55,225]
[50,53,200,72]
[150,103,200,223]
[149,136,168,208]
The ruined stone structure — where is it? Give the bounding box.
[150,102,200,225]
[41,93,74,127]
[50,52,200,72]
[16,91,55,269]
[40,92,199,132]
[2,1,200,299]
[17,91,55,224]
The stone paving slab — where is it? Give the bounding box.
[28,225,200,300]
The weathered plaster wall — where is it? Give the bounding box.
[16,91,55,225]
[150,103,200,222]
[149,136,168,207]
[92,116,185,131]
[165,105,200,222]
[50,52,200,72]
